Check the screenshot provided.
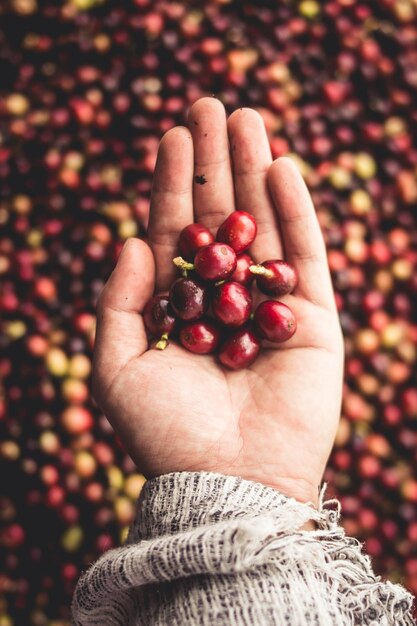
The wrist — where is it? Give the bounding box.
[242,476,319,529]
[255,477,320,508]
[128,471,320,544]
[221,469,320,507]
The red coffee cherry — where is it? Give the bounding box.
[179,223,214,260]
[143,294,176,336]
[218,328,261,370]
[230,253,255,286]
[169,277,209,321]
[194,243,237,281]
[250,260,298,296]
[179,319,220,354]
[212,282,252,327]
[254,301,297,343]
[216,211,257,254]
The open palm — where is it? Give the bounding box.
[93,98,344,504]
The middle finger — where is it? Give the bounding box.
[188,97,235,232]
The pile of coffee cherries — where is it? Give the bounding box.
[143,210,298,369]
[2,0,417,621]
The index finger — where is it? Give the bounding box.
[148,127,194,292]
[267,157,336,311]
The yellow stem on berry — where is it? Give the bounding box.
[155,333,169,350]
[249,264,274,278]
[173,256,194,271]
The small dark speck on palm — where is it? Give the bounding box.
[195,174,207,185]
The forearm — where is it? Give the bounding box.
[72,472,415,626]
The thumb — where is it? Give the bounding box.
[93,238,155,399]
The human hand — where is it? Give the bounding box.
[93,97,344,504]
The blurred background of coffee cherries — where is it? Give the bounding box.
[1,0,417,623]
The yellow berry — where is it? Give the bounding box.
[354,152,377,179]
[124,474,146,500]
[299,0,320,19]
[45,348,68,377]
[61,526,83,552]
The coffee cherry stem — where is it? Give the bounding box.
[155,333,169,350]
[249,264,274,278]
[173,256,194,271]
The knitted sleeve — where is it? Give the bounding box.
[72,471,415,626]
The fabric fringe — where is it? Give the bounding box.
[72,477,416,626]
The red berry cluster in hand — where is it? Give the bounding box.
[144,211,299,369]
